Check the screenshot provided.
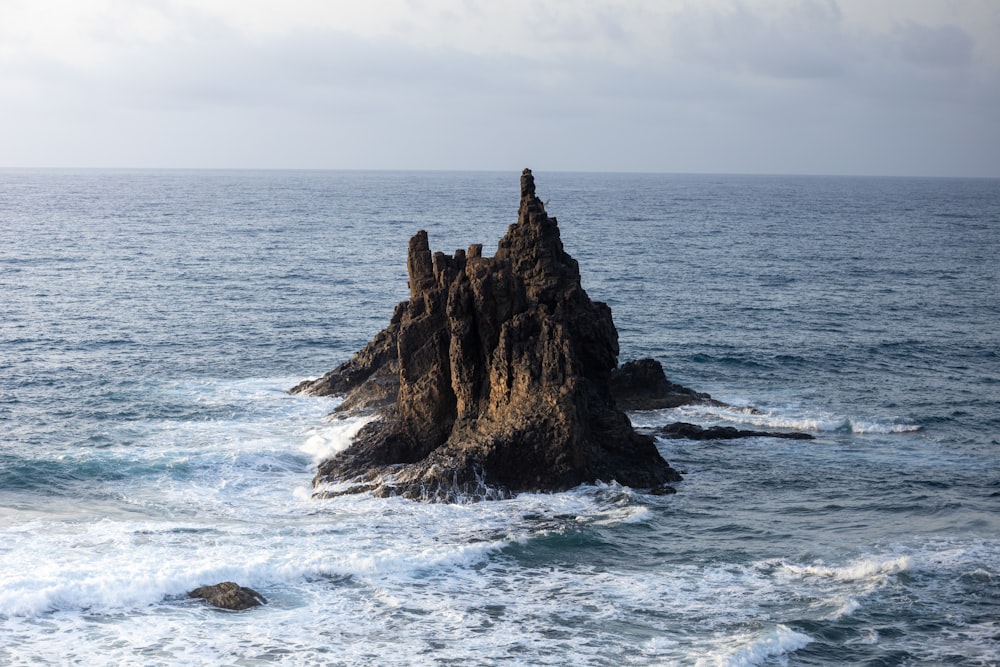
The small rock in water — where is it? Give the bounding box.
[609,358,717,411]
[189,582,267,610]
[653,422,814,440]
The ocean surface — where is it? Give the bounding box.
[1,169,998,666]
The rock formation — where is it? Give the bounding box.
[189,582,267,610]
[292,169,682,500]
[609,358,720,411]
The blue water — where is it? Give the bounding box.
[1,169,998,665]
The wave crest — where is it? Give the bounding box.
[669,403,922,435]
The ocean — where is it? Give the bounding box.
[1,169,998,665]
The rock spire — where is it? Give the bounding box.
[292,169,682,500]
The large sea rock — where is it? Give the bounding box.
[292,169,683,500]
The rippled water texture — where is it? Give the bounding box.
[1,170,998,665]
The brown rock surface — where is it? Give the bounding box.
[189,582,267,610]
[293,169,682,501]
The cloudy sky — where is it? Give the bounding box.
[2,0,998,176]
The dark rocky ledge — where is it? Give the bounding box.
[651,422,815,441]
[291,169,683,501]
[609,358,723,411]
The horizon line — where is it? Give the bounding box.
[1,166,997,180]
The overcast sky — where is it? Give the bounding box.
[2,0,998,176]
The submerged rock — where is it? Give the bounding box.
[293,169,682,500]
[652,422,814,441]
[189,582,267,610]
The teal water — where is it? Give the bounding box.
[1,170,998,665]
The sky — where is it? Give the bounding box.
[1,0,998,176]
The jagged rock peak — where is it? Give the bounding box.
[292,169,682,501]
[520,167,536,198]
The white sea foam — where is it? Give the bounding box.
[2,376,993,665]
[694,624,813,667]
[656,402,922,435]
[593,503,652,525]
[300,414,376,464]
[0,515,507,617]
[1,508,993,665]
[830,596,862,620]
[781,554,912,582]
[769,554,913,623]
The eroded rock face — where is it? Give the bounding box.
[293,169,682,500]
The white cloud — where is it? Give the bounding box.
[1,0,998,175]
[895,21,974,69]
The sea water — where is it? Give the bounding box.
[1,169,998,665]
